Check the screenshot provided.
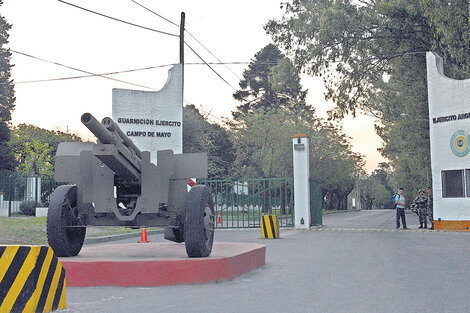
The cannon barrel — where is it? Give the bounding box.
[102,117,142,159]
[81,113,114,144]
[81,112,142,180]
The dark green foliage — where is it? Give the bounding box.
[360,163,394,210]
[9,124,82,176]
[9,124,82,155]
[19,200,37,216]
[266,0,470,199]
[421,0,470,79]
[231,44,363,210]
[183,105,235,179]
[374,57,431,195]
[0,142,14,170]
[265,0,438,119]
[233,44,312,119]
[0,1,15,170]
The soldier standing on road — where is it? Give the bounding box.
[395,188,407,229]
[414,190,428,229]
[427,187,434,230]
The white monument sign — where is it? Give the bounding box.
[426,52,470,231]
[112,64,183,164]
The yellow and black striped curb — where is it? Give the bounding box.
[261,215,279,239]
[0,246,66,313]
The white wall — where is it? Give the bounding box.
[112,64,183,164]
[0,195,22,217]
[426,52,470,221]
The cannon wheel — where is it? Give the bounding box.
[184,185,215,257]
[47,185,86,257]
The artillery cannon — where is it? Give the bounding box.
[47,113,215,258]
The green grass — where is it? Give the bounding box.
[0,217,49,245]
[0,216,147,246]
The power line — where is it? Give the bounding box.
[184,31,242,80]
[130,0,179,27]
[126,1,278,108]
[56,1,245,94]
[11,50,156,90]
[184,99,226,123]
[55,1,275,107]
[184,42,237,91]
[57,0,179,37]
[129,0,242,80]
[15,63,176,84]
[14,61,278,84]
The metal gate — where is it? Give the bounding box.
[199,178,294,228]
[0,170,61,216]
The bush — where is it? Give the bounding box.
[19,201,37,216]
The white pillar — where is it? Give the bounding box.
[292,134,310,229]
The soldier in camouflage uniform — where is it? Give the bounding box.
[414,190,428,229]
[426,187,434,230]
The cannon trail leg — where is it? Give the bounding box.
[47,185,86,257]
[184,185,215,257]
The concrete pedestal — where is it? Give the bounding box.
[60,242,265,287]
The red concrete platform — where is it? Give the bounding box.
[60,242,265,287]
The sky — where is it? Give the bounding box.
[2,0,386,172]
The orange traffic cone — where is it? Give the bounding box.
[138,228,150,243]
[217,212,221,223]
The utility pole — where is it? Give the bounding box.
[180,12,185,105]
[180,12,185,65]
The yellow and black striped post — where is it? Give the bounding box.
[0,246,66,313]
[261,215,279,239]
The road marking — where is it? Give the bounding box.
[308,228,444,233]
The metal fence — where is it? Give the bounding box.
[0,170,60,216]
[0,171,324,227]
[310,177,323,226]
[199,178,295,228]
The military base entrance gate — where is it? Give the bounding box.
[199,177,322,229]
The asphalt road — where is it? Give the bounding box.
[65,210,469,313]
[323,209,421,229]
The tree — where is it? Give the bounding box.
[420,0,470,79]
[265,0,443,118]
[230,107,363,210]
[265,0,470,198]
[183,105,235,179]
[231,43,363,210]
[371,162,394,196]
[359,175,391,210]
[0,1,15,170]
[374,55,431,195]
[18,139,54,178]
[233,43,312,119]
[9,124,82,176]
[230,108,294,178]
